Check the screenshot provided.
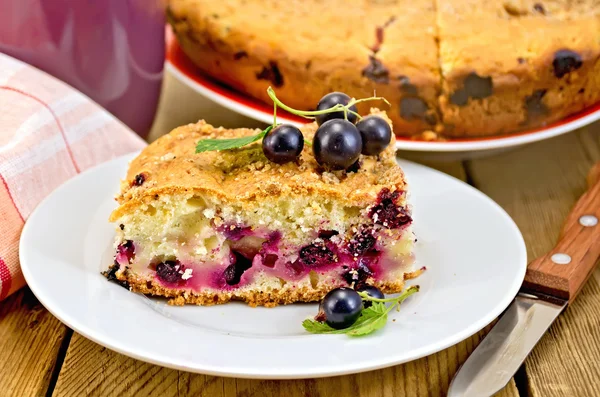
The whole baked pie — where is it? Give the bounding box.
[166,0,600,139]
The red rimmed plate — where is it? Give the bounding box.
[166,29,600,153]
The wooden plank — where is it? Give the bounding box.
[467,123,600,397]
[0,287,70,397]
[52,159,518,397]
[54,329,518,397]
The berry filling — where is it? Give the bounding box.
[369,188,412,229]
[115,240,135,265]
[156,260,185,284]
[218,223,253,241]
[132,173,146,186]
[113,203,412,291]
[223,251,253,285]
[262,254,278,268]
[298,241,337,267]
[318,229,340,239]
[285,260,305,277]
[347,228,377,257]
[343,258,376,288]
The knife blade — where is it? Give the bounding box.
[449,161,600,397]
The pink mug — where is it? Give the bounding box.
[0,0,165,138]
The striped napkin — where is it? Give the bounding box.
[0,53,146,300]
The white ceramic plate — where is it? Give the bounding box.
[20,153,527,379]
[166,29,600,155]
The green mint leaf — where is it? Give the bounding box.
[302,286,420,337]
[302,319,341,334]
[302,302,389,337]
[195,125,272,153]
[345,302,388,336]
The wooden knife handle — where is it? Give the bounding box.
[522,162,600,303]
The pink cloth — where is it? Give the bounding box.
[0,53,146,300]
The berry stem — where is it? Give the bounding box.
[358,285,420,303]
[273,101,277,126]
[348,96,391,108]
[267,87,363,120]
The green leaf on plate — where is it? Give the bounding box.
[344,302,389,336]
[195,125,273,153]
[302,285,420,337]
[302,302,389,337]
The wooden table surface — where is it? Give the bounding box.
[2,72,600,397]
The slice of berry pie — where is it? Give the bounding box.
[104,105,419,306]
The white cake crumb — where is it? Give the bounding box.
[181,268,193,280]
[160,153,176,161]
[203,208,216,219]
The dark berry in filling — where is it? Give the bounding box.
[343,260,375,288]
[224,251,253,285]
[256,61,284,87]
[449,89,469,106]
[464,73,493,99]
[117,240,135,263]
[400,97,428,121]
[362,55,390,84]
[450,73,493,106]
[298,242,337,267]
[398,76,418,95]
[318,230,339,239]
[286,260,305,276]
[220,224,252,241]
[262,254,278,268]
[102,263,130,289]
[553,50,582,78]
[258,232,281,267]
[362,56,389,84]
[369,188,412,229]
[525,89,549,117]
[156,260,183,284]
[348,229,377,257]
[133,173,145,186]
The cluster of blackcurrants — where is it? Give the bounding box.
[319,285,384,329]
[262,92,392,170]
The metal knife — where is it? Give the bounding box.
[448,162,600,397]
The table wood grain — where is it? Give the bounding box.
[1,72,599,396]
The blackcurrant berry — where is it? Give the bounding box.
[262,124,304,164]
[315,92,358,126]
[356,285,385,308]
[356,116,392,156]
[313,119,362,170]
[319,287,364,329]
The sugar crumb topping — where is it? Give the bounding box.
[181,268,194,280]
[160,153,176,161]
[113,110,407,212]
